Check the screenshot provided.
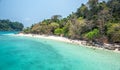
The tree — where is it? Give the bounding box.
[51,15,62,23]
[107,0,120,22]
[97,2,110,35]
[42,19,52,24]
[76,4,89,18]
[48,22,59,33]
[68,17,88,39]
[59,18,68,28]
[87,0,99,19]
[88,0,98,9]
[23,27,31,34]
[107,23,120,43]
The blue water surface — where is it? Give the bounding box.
[0,31,120,70]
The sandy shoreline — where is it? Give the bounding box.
[14,33,120,53]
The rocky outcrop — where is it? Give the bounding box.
[102,44,120,50]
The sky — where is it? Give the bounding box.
[0,0,88,27]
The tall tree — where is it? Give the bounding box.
[76,4,89,18]
[51,15,62,23]
[107,0,120,22]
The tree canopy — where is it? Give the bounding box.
[0,19,24,31]
[23,0,120,44]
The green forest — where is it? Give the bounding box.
[23,0,120,44]
[0,19,24,31]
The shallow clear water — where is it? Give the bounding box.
[0,32,120,70]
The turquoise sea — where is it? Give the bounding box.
[0,31,120,70]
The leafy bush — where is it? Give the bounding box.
[54,28,63,35]
[85,29,100,40]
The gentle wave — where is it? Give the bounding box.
[1,33,15,35]
[0,31,19,35]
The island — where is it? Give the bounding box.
[0,0,120,70]
[0,19,24,31]
[22,0,120,51]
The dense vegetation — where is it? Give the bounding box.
[23,0,120,44]
[0,19,24,31]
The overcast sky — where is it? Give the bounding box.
[0,0,88,27]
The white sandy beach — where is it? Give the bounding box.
[15,33,87,45]
[14,33,120,53]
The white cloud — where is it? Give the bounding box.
[24,18,31,21]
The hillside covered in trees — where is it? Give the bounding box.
[23,0,120,44]
[0,19,24,31]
